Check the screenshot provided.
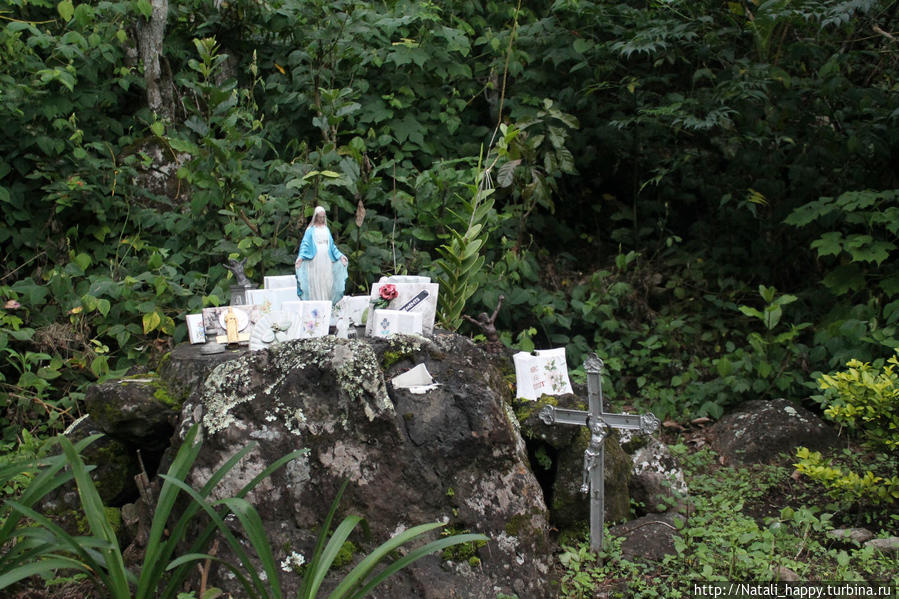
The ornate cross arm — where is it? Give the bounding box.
[539,405,661,436]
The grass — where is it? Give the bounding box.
[554,440,899,598]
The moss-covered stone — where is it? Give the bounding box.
[332,540,358,568]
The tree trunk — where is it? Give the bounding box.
[135,0,174,119]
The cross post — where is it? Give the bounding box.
[539,353,660,553]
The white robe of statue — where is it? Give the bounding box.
[307,226,334,301]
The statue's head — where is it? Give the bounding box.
[313,206,326,226]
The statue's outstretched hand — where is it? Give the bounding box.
[295,258,303,267]
[340,256,348,266]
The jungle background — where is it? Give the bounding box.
[1,0,898,594]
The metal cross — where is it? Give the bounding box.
[539,353,660,553]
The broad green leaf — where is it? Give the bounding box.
[136,0,152,19]
[143,311,162,334]
[810,232,844,258]
[57,0,74,21]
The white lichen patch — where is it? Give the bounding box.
[331,341,393,420]
[190,445,278,504]
[494,531,521,554]
[464,469,518,515]
[202,359,256,435]
[318,440,377,485]
[249,424,282,442]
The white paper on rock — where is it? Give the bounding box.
[246,287,301,314]
[513,348,574,400]
[371,309,423,337]
[391,363,433,387]
[365,276,439,336]
[334,295,371,326]
[248,311,302,351]
[186,313,206,344]
[391,364,439,394]
[264,274,298,290]
[281,301,332,338]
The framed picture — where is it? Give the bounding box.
[186,313,206,344]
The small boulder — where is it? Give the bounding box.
[710,398,834,465]
[609,511,681,561]
[864,536,899,556]
[620,431,687,514]
[827,528,875,546]
[771,565,801,582]
[41,416,139,511]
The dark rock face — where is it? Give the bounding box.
[176,334,553,598]
[710,398,835,465]
[514,396,632,528]
[44,416,139,511]
[84,376,179,453]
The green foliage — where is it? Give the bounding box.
[794,353,899,507]
[2,0,899,430]
[434,153,495,330]
[815,354,899,450]
[557,445,899,597]
[294,479,489,599]
[794,447,898,507]
[0,424,304,597]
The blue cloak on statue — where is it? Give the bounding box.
[295,226,347,304]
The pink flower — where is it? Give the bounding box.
[4,300,20,310]
[379,284,398,301]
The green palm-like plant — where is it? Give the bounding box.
[0,424,304,598]
[297,480,488,599]
[171,479,490,599]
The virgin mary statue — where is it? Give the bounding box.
[294,206,348,304]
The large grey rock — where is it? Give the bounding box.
[176,334,552,598]
[710,398,834,465]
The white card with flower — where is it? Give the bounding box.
[365,276,438,337]
[281,301,332,338]
[513,348,574,400]
[372,309,423,338]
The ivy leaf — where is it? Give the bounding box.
[572,38,592,54]
[879,275,899,298]
[810,231,844,258]
[784,197,836,226]
[844,235,894,265]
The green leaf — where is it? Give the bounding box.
[143,311,162,334]
[822,265,866,295]
[811,232,844,258]
[136,0,152,19]
[572,38,592,54]
[57,0,74,21]
[74,253,92,272]
[716,356,733,377]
